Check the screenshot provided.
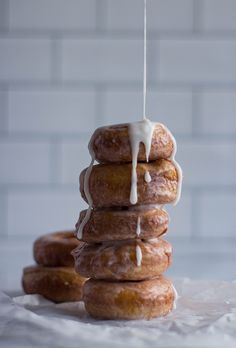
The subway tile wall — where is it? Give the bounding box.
[0,0,236,289]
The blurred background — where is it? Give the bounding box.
[0,0,236,290]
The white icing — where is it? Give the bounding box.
[136,245,142,267]
[159,123,183,206]
[172,284,179,310]
[136,216,141,236]
[128,118,155,205]
[143,0,147,121]
[77,138,96,240]
[144,170,151,183]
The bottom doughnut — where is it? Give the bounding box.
[22,265,87,303]
[83,276,175,320]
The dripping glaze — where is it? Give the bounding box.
[128,119,182,207]
[77,136,96,240]
[172,284,179,310]
[144,170,151,183]
[136,245,142,267]
[136,216,141,236]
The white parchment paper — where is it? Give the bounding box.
[0,278,236,348]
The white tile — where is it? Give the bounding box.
[0,90,7,132]
[200,91,236,134]
[104,89,192,134]
[159,39,236,83]
[61,39,143,81]
[202,0,236,31]
[0,141,51,184]
[7,190,87,237]
[199,192,236,237]
[9,0,96,30]
[0,38,51,81]
[60,140,90,184]
[166,191,192,237]
[178,140,236,186]
[106,0,193,31]
[9,90,96,134]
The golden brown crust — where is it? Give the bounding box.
[76,207,169,242]
[22,265,86,303]
[73,238,172,281]
[83,276,175,320]
[80,159,178,208]
[33,231,82,267]
[90,123,174,163]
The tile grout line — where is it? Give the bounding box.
[192,0,202,34]
[95,0,107,32]
[51,34,62,83]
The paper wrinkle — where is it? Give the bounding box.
[0,279,236,348]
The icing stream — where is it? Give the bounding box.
[172,284,179,310]
[77,138,96,240]
[160,123,183,206]
[128,118,155,204]
[136,245,142,267]
[77,158,94,239]
[144,170,151,183]
[136,216,141,236]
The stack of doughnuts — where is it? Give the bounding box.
[22,231,87,302]
[73,119,182,320]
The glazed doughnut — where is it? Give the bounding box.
[80,159,178,208]
[90,123,174,163]
[73,238,172,281]
[22,265,86,302]
[83,276,175,320]
[34,231,82,267]
[76,207,169,242]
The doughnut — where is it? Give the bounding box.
[33,231,82,267]
[90,123,174,163]
[80,159,178,208]
[76,207,169,243]
[73,238,172,281]
[83,276,175,320]
[22,265,86,303]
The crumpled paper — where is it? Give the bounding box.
[0,278,236,348]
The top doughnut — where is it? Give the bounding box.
[89,123,174,163]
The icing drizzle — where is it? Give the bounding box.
[136,245,142,267]
[77,158,94,239]
[172,284,179,310]
[128,118,155,204]
[77,138,95,240]
[136,216,141,236]
[160,123,183,206]
[144,170,151,183]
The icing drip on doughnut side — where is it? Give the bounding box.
[144,170,151,183]
[77,138,96,240]
[160,123,183,206]
[136,216,141,236]
[136,245,142,267]
[172,284,179,310]
[128,118,155,205]
[77,158,94,239]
